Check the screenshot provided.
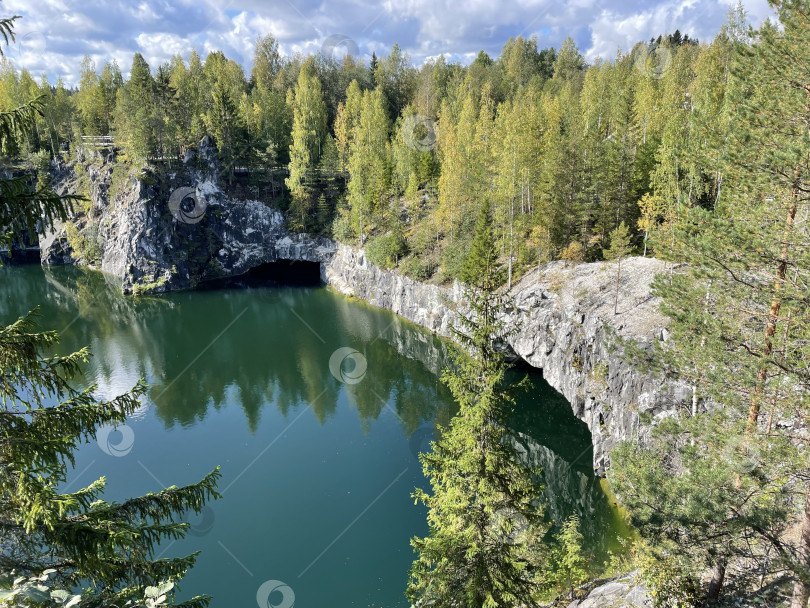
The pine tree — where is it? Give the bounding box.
[613,2,810,601]
[408,201,546,608]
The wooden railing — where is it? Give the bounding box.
[80,136,115,148]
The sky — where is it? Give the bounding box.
[4,0,775,86]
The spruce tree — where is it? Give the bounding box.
[0,15,221,605]
[408,201,546,608]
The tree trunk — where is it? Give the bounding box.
[792,486,810,608]
[748,188,798,428]
[707,560,726,603]
[507,197,514,290]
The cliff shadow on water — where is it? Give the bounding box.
[506,367,636,566]
[197,260,322,290]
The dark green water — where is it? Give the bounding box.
[0,264,631,607]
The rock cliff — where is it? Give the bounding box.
[324,246,689,473]
[41,149,690,473]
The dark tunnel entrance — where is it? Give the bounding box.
[200,260,322,289]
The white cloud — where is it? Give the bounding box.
[4,0,777,86]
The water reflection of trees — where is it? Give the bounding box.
[2,265,629,559]
[507,375,634,564]
[4,266,454,435]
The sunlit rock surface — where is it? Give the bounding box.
[41,147,690,473]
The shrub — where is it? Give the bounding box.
[366,231,408,270]
[560,241,585,264]
[401,254,437,281]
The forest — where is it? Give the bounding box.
[4,0,810,606]
[1,13,722,285]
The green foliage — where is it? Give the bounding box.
[0,309,220,606]
[549,516,590,594]
[400,254,437,281]
[460,201,503,290]
[611,414,794,594]
[365,230,408,269]
[640,554,703,608]
[286,57,327,197]
[0,15,220,605]
[64,221,102,265]
[613,2,810,602]
[0,570,82,607]
[0,16,759,286]
[345,87,390,243]
[603,221,632,262]
[408,199,546,608]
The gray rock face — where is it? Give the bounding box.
[43,145,335,294]
[569,571,652,608]
[325,247,691,473]
[41,153,690,473]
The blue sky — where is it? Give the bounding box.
[4,0,774,85]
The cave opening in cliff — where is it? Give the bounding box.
[201,260,322,289]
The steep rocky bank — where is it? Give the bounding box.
[325,246,689,472]
[41,149,689,473]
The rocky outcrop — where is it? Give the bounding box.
[44,139,334,294]
[325,247,689,472]
[569,571,652,608]
[41,148,689,473]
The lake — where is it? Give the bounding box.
[0,264,631,607]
